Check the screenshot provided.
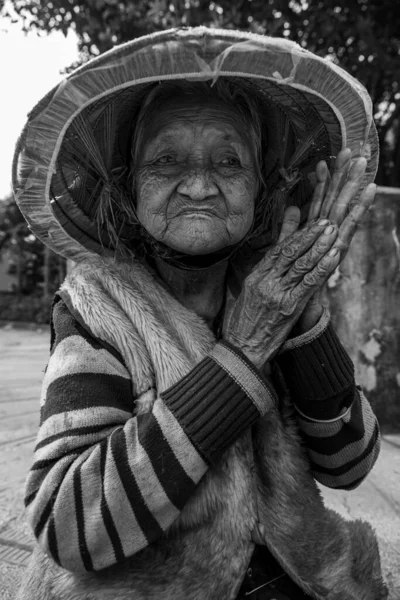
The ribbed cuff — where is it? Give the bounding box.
[275,321,355,420]
[208,341,277,416]
[161,342,276,464]
[281,307,331,352]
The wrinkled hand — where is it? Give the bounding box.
[224,220,340,369]
[308,148,376,258]
[279,149,377,332]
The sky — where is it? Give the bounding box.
[0,17,79,199]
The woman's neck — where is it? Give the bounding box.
[154,257,228,328]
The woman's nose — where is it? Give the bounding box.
[177,169,219,200]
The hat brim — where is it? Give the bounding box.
[13,27,379,261]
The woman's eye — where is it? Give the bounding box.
[220,156,241,167]
[155,155,175,165]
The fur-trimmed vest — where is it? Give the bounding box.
[18,257,387,600]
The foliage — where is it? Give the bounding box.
[2,0,400,184]
[0,195,66,295]
[0,195,43,293]
[0,291,51,323]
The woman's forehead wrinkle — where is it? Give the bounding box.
[143,102,253,147]
[155,125,244,145]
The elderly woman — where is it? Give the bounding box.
[14,28,386,600]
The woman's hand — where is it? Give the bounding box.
[224,219,340,369]
[279,149,377,332]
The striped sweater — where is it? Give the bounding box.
[24,278,380,575]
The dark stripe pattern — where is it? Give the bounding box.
[73,464,93,571]
[33,480,63,540]
[50,295,124,365]
[35,424,109,451]
[41,372,134,423]
[161,356,259,464]
[31,445,92,472]
[24,296,381,575]
[25,297,273,572]
[47,516,61,566]
[109,428,164,545]
[99,441,125,564]
[309,421,380,479]
[300,393,367,455]
[275,322,355,419]
[137,412,198,509]
[276,320,380,490]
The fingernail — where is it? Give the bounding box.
[324,225,334,235]
[318,219,329,226]
[329,247,339,256]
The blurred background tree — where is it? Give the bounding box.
[1,0,399,185]
[0,195,66,321]
[0,194,42,296]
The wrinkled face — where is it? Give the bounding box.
[134,97,258,255]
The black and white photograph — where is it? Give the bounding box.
[0,1,399,598]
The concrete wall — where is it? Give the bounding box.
[327,186,400,431]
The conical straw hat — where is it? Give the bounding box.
[12,26,379,261]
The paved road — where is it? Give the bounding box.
[323,437,400,599]
[0,324,399,599]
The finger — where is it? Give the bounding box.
[273,218,330,274]
[320,148,352,218]
[336,183,376,252]
[283,223,338,286]
[307,161,330,221]
[292,246,341,298]
[278,206,301,243]
[329,157,367,225]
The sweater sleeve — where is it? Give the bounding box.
[274,309,380,490]
[25,297,276,573]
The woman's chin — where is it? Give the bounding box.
[161,225,233,255]
[165,239,230,255]
[142,214,251,256]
